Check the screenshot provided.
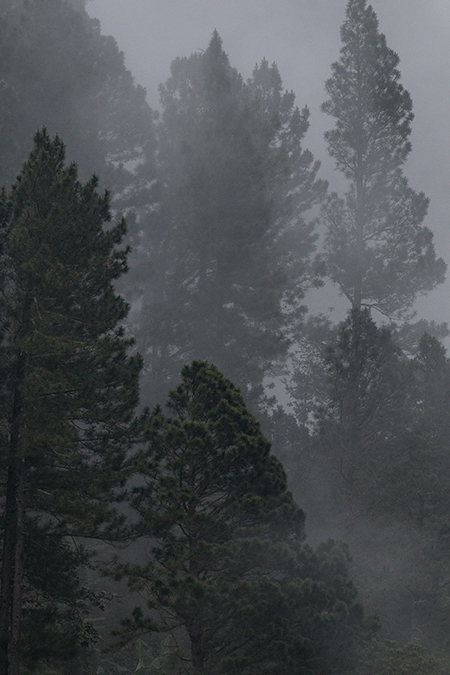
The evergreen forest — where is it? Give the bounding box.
[0,0,449,673]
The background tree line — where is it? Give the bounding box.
[0,0,449,673]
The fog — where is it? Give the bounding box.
[81,4,450,660]
[1,1,449,670]
[87,0,450,326]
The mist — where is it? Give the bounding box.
[88,0,450,326]
[0,0,449,673]
[89,0,450,661]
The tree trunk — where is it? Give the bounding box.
[353,35,365,312]
[190,616,205,675]
[9,458,27,675]
[0,354,27,675]
[0,464,17,675]
[0,459,27,675]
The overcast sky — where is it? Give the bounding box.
[87,0,450,326]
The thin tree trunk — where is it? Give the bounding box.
[354,147,364,312]
[0,460,26,675]
[0,464,17,675]
[0,354,27,675]
[354,34,365,312]
[190,616,205,675]
[9,459,27,675]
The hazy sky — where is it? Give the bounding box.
[87,0,450,326]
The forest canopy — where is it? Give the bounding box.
[0,1,448,674]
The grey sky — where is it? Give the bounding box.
[87,0,450,326]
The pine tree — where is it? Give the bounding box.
[316,309,403,512]
[312,321,450,652]
[116,361,369,675]
[378,335,450,651]
[0,0,155,199]
[0,130,142,675]
[130,32,326,408]
[321,0,445,318]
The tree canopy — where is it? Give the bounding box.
[0,0,154,198]
[0,129,142,674]
[116,361,369,675]
[129,31,326,408]
[321,0,445,318]
[0,1,448,670]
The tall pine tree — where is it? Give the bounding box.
[130,32,326,408]
[0,130,142,675]
[321,0,445,319]
[0,0,155,200]
[316,309,403,512]
[116,361,368,675]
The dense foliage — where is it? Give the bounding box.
[115,362,368,675]
[0,0,154,196]
[0,0,448,673]
[321,0,445,317]
[0,129,142,674]
[129,31,326,408]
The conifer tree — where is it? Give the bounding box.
[377,336,450,651]
[321,0,445,318]
[130,32,326,408]
[310,317,450,652]
[0,0,154,199]
[0,130,142,675]
[116,361,368,675]
[316,309,403,511]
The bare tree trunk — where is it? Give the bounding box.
[354,146,365,312]
[190,616,205,675]
[9,459,27,675]
[0,354,27,675]
[0,465,17,675]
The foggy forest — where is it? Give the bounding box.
[0,0,450,673]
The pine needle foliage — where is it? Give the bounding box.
[131,32,326,408]
[116,361,369,675]
[321,0,445,318]
[0,129,142,674]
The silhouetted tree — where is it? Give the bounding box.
[0,130,142,675]
[312,317,450,652]
[130,32,326,408]
[317,309,403,511]
[0,0,155,198]
[116,361,369,675]
[321,0,445,318]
